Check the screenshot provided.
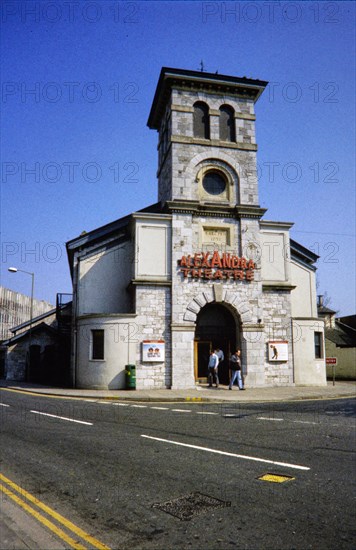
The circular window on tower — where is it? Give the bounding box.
[202,171,227,196]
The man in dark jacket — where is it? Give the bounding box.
[229,349,245,390]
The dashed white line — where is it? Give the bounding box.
[257,417,284,422]
[0,403,10,407]
[196,411,218,415]
[150,407,169,410]
[131,405,147,408]
[141,435,310,471]
[293,420,318,425]
[30,410,93,426]
[172,409,192,413]
[114,403,130,406]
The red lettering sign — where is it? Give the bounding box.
[178,250,256,282]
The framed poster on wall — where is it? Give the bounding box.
[268,341,288,362]
[142,340,165,362]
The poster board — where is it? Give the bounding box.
[268,341,288,362]
[142,340,165,362]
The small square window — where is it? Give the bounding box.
[314,332,323,359]
[91,329,104,360]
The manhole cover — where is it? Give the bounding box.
[257,473,295,483]
[152,492,231,521]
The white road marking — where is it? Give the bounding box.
[141,435,310,471]
[114,403,130,406]
[150,407,169,410]
[196,411,218,415]
[172,409,192,413]
[257,417,284,422]
[30,410,93,426]
[0,403,10,407]
[293,420,318,425]
[131,405,147,408]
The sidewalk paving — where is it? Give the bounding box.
[1,380,355,403]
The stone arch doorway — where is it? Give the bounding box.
[194,303,240,385]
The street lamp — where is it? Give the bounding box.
[8,267,35,381]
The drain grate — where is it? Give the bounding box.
[257,473,295,483]
[152,491,231,521]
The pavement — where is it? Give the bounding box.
[0,379,355,402]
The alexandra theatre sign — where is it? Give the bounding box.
[178,251,255,281]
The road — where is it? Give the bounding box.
[0,389,355,549]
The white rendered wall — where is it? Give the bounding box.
[78,242,133,316]
[290,261,317,318]
[292,319,326,385]
[135,218,171,280]
[76,315,137,389]
[260,230,291,284]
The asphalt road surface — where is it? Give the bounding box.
[0,389,355,550]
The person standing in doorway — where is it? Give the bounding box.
[229,349,245,390]
[216,348,224,366]
[216,347,224,386]
[208,349,219,388]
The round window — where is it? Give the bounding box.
[202,171,226,195]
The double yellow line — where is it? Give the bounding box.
[0,473,110,549]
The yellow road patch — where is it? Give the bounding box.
[257,473,295,483]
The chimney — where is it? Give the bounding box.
[317,295,324,308]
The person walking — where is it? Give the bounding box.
[229,349,245,390]
[208,349,219,388]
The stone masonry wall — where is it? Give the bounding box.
[170,212,269,388]
[262,289,294,385]
[6,331,57,381]
[135,285,172,389]
[170,145,259,206]
[157,87,259,206]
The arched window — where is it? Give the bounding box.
[193,102,210,139]
[219,105,235,142]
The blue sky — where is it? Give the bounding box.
[1,1,355,316]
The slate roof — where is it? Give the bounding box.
[325,319,356,348]
[318,305,337,315]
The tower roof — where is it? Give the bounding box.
[147,67,268,130]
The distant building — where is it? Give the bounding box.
[65,67,326,390]
[0,286,54,342]
[318,297,356,380]
[1,293,72,385]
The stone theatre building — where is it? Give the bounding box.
[66,67,326,390]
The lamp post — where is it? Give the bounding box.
[8,267,35,381]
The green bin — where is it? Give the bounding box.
[125,364,136,390]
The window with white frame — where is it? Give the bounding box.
[314,331,323,359]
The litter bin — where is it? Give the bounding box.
[125,364,136,390]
